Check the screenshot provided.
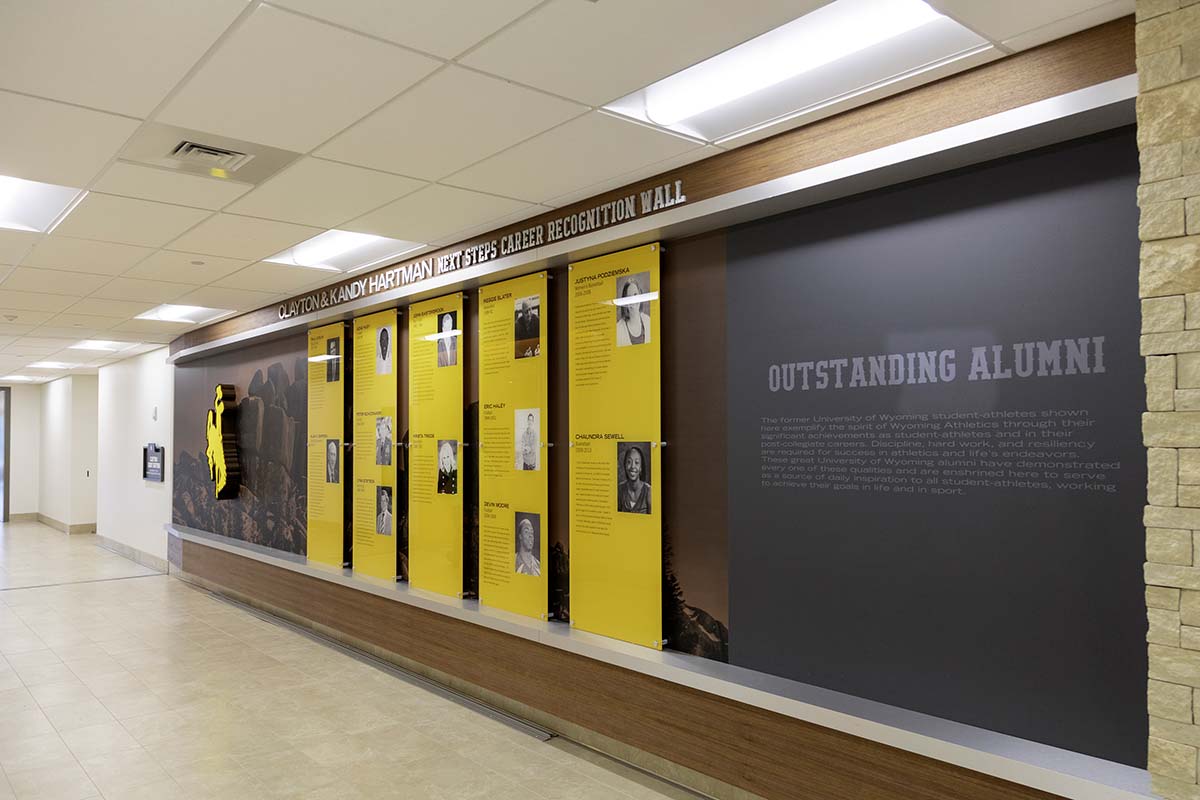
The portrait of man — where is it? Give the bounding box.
[515,513,541,577]
[375,416,392,466]
[325,337,341,383]
[437,439,458,495]
[437,311,457,367]
[616,441,651,514]
[376,486,392,535]
[376,325,393,375]
[615,272,652,347]
[513,295,540,359]
[325,439,339,483]
[514,408,540,471]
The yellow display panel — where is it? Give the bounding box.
[307,323,347,567]
[569,243,662,649]
[479,273,548,619]
[408,293,464,597]
[352,309,399,580]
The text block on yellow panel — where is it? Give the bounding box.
[408,294,464,597]
[569,243,662,649]
[479,273,548,619]
[307,323,348,568]
[352,309,399,580]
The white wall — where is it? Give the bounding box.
[97,349,173,561]
[71,375,98,526]
[9,384,40,515]
[37,375,99,527]
[38,377,72,525]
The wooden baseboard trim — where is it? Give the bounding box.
[7,512,37,522]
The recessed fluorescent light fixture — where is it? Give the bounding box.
[69,340,141,352]
[27,361,78,370]
[265,230,424,273]
[1,375,34,382]
[135,304,233,325]
[0,174,86,233]
[605,0,989,143]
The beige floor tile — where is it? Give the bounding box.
[59,721,142,759]
[0,686,38,713]
[14,662,78,687]
[97,689,170,720]
[93,779,190,800]
[0,709,56,743]
[42,698,115,732]
[0,732,74,774]
[28,680,94,709]
[78,748,170,795]
[5,760,98,800]
[4,650,62,671]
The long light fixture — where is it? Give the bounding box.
[135,304,233,325]
[265,230,424,273]
[0,174,86,233]
[604,0,986,142]
[69,340,141,352]
[1,375,34,382]
[27,361,79,370]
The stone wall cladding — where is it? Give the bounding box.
[1140,1,1200,796]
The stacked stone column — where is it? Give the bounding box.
[1139,1,1200,796]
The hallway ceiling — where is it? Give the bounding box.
[0,0,1131,380]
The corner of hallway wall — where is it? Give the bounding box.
[9,383,40,515]
[1137,1,1200,797]
[38,376,72,527]
[97,348,173,562]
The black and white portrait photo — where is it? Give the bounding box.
[436,311,457,367]
[616,441,651,514]
[376,485,392,535]
[514,512,541,577]
[437,439,458,495]
[615,271,652,347]
[325,337,341,383]
[325,439,339,483]
[513,294,540,359]
[376,324,393,375]
[514,408,540,471]
[375,416,392,466]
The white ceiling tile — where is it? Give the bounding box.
[12,336,77,348]
[225,158,425,228]
[63,297,156,319]
[0,268,111,297]
[445,112,700,204]
[0,291,74,313]
[0,0,247,117]
[51,193,210,248]
[44,313,122,331]
[92,163,253,211]
[344,184,532,244]
[214,262,335,294]
[156,5,440,152]
[995,0,1133,51]
[271,0,540,58]
[166,214,322,261]
[175,285,276,311]
[109,319,193,337]
[21,236,154,276]
[0,308,55,325]
[0,91,139,187]
[0,325,36,337]
[123,250,249,285]
[0,338,18,350]
[461,0,820,106]
[0,230,39,265]
[931,0,1130,45]
[431,205,548,248]
[91,278,192,304]
[317,66,586,181]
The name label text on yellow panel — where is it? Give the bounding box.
[307,323,347,567]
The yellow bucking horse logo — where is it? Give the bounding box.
[204,384,241,500]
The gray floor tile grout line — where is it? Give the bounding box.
[0,571,167,592]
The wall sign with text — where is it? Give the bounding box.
[307,323,350,568]
[352,309,399,580]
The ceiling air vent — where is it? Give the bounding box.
[168,141,255,173]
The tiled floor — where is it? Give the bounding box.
[0,521,696,799]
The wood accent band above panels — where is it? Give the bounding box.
[180,539,1065,800]
[171,17,1135,355]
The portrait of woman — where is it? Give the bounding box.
[616,442,651,514]
[437,311,457,367]
[615,273,651,347]
[375,416,392,467]
[514,513,541,577]
[437,439,458,495]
